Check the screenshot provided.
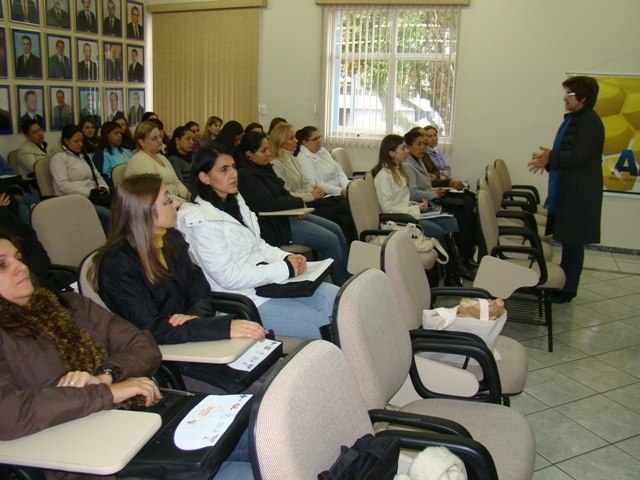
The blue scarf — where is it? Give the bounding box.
[544,114,573,213]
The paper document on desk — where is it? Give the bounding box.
[277,258,334,284]
[228,339,281,372]
[174,394,253,450]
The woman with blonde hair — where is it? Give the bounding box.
[269,123,355,241]
[199,115,223,150]
[124,121,189,200]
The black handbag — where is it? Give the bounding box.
[89,187,112,207]
[255,260,334,298]
[318,434,400,480]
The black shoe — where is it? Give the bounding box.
[460,266,476,281]
[464,259,480,270]
[550,292,576,304]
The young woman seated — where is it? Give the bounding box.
[91,174,265,392]
[92,121,133,180]
[166,125,195,184]
[49,124,112,234]
[269,123,356,242]
[0,233,161,474]
[372,134,468,286]
[125,121,189,201]
[236,131,349,286]
[178,147,339,340]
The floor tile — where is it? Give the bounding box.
[616,435,640,461]
[583,255,620,271]
[522,338,589,367]
[551,304,618,328]
[552,357,638,392]
[604,383,640,414]
[597,345,640,378]
[533,465,575,480]
[580,269,628,283]
[616,261,640,274]
[617,294,640,309]
[534,453,552,470]
[554,325,636,356]
[576,299,638,322]
[524,368,596,406]
[556,445,640,480]
[555,395,640,443]
[605,276,640,293]
[502,321,548,340]
[612,252,640,263]
[526,409,607,463]
[580,281,635,299]
[510,391,549,415]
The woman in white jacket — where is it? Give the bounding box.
[177,147,339,340]
[50,124,112,234]
[295,126,350,197]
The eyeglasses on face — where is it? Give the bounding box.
[160,192,174,206]
[564,91,576,97]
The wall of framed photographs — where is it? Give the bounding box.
[0,0,147,147]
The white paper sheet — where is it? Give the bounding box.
[227,339,281,372]
[174,394,253,451]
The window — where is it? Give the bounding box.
[324,5,460,145]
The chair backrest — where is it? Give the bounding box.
[250,341,373,480]
[33,157,55,197]
[330,147,353,177]
[477,189,501,254]
[111,163,128,187]
[381,231,430,330]
[347,176,381,238]
[485,165,506,210]
[7,150,20,175]
[332,269,412,410]
[78,250,108,309]
[494,159,512,192]
[31,194,106,268]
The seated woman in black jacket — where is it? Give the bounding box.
[236,132,349,286]
[90,173,265,391]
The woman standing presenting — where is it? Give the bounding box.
[529,76,604,303]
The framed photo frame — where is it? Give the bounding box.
[102,0,123,37]
[49,86,75,131]
[0,86,13,135]
[126,1,144,41]
[17,85,46,132]
[103,41,123,82]
[0,28,8,78]
[0,1,4,19]
[10,0,41,25]
[12,28,42,79]
[127,87,145,125]
[76,37,99,81]
[78,86,101,126]
[126,44,143,83]
[46,34,73,80]
[76,0,98,34]
[104,87,124,122]
[45,0,72,29]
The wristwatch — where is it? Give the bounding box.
[96,366,119,383]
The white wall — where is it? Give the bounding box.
[258,0,640,249]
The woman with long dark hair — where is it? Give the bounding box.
[372,134,466,286]
[49,124,112,234]
[237,131,349,286]
[177,147,339,340]
[166,125,195,184]
[93,121,133,178]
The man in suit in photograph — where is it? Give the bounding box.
[128,92,144,124]
[76,0,97,33]
[103,0,122,36]
[77,42,98,80]
[104,44,123,81]
[80,92,101,126]
[52,89,74,130]
[126,5,144,40]
[46,0,71,28]
[11,0,40,24]
[48,39,72,79]
[15,35,42,78]
[127,48,143,82]
[19,90,45,131]
[106,91,124,122]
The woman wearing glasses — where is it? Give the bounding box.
[529,76,604,303]
[124,121,189,201]
[91,174,266,392]
[295,126,350,198]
